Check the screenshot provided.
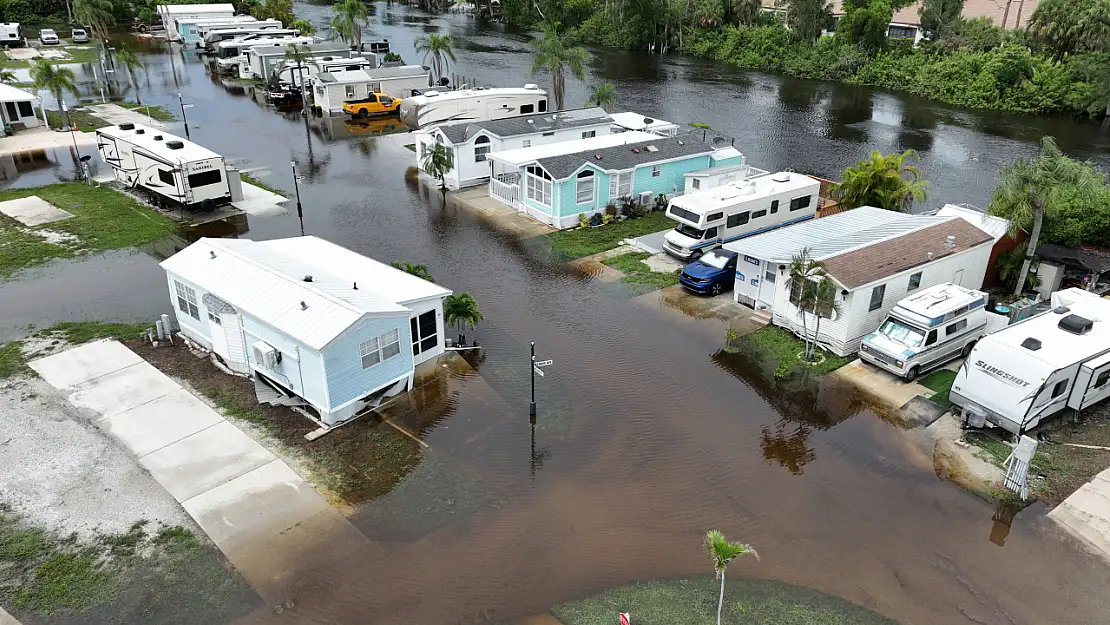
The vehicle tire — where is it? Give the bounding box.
[710,282,723,296]
[689,249,702,261]
[357,109,368,119]
[902,365,919,383]
[961,341,976,358]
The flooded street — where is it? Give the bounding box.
[4,6,1110,624]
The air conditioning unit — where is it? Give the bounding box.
[252,341,278,369]
[638,190,653,206]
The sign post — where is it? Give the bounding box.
[529,343,553,418]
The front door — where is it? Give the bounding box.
[3,102,16,123]
[221,313,249,373]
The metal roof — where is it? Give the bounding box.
[315,65,426,84]
[670,172,818,215]
[537,137,716,181]
[435,107,610,144]
[160,238,414,350]
[724,206,948,262]
[934,204,1012,241]
[485,131,659,167]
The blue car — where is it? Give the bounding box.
[679,249,738,296]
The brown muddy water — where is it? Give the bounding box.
[2,6,1110,624]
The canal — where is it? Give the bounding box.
[3,5,1110,624]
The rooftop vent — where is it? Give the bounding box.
[945,235,956,249]
[645,145,658,152]
[1054,306,1071,315]
[527,119,534,124]
[1059,314,1094,335]
[166,140,185,150]
[772,172,790,183]
[643,117,654,125]
[524,83,539,90]
[303,275,313,282]
[209,250,216,259]
[677,140,684,146]
[300,301,307,310]
[1021,337,1042,351]
[118,122,135,130]
[424,90,440,97]
[134,129,145,134]
[153,135,164,141]
[594,153,602,160]
[631,147,640,153]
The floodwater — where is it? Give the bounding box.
[3,6,1110,624]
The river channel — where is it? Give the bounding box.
[3,4,1110,624]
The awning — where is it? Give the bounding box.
[1037,243,1110,274]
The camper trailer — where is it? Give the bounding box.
[274,57,372,87]
[177,15,259,46]
[662,172,819,261]
[0,23,24,47]
[239,37,318,79]
[95,123,237,211]
[312,65,429,114]
[213,32,306,72]
[859,283,991,381]
[158,4,234,41]
[398,85,548,129]
[201,22,284,51]
[951,288,1110,435]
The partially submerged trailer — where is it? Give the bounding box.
[951,288,1110,435]
[95,122,239,212]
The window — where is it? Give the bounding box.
[945,319,967,336]
[207,311,221,325]
[790,279,818,306]
[888,25,917,39]
[692,178,700,190]
[726,212,750,228]
[520,104,534,114]
[158,168,175,186]
[410,310,438,355]
[770,200,779,214]
[525,166,552,206]
[345,85,356,98]
[576,170,595,204]
[651,165,661,178]
[542,131,555,137]
[360,337,380,368]
[316,86,324,97]
[1052,379,1069,398]
[188,169,222,188]
[752,209,767,219]
[474,135,491,162]
[868,284,885,311]
[764,270,776,284]
[704,227,718,239]
[538,100,547,112]
[609,172,631,199]
[17,101,32,118]
[381,328,400,360]
[789,195,812,211]
[925,329,938,346]
[908,272,922,292]
[360,328,401,369]
[522,139,531,148]
[174,280,199,320]
[707,212,724,222]
[669,204,699,223]
[1096,371,1110,388]
[362,92,377,102]
[582,130,596,139]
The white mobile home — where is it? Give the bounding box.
[952,288,1110,435]
[213,33,307,72]
[274,56,372,87]
[238,36,317,78]
[160,236,452,426]
[158,4,234,41]
[311,66,429,114]
[398,85,549,130]
[0,84,41,131]
[178,15,260,46]
[201,21,284,51]
[412,107,613,189]
[95,123,236,211]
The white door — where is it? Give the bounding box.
[221,313,249,373]
[758,265,777,308]
[208,314,229,361]
[954,269,965,286]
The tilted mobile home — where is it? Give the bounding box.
[160,236,453,426]
[311,66,430,114]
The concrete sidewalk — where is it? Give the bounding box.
[84,103,168,130]
[29,340,370,602]
[0,126,95,156]
[1049,468,1110,563]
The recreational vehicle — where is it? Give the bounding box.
[662,172,819,261]
[213,33,305,72]
[177,15,259,46]
[157,4,234,41]
[398,85,548,130]
[201,21,283,51]
[951,288,1110,436]
[95,123,237,212]
[271,54,371,86]
[859,283,990,381]
[0,23,23,47]
[312,65,429,114]
[239,37,317,79]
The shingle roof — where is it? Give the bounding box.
[436,107,610,144]
[536,138,715,181]
[821,218,994,289]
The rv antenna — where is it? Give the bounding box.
[353,282,358,290]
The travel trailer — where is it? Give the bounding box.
[213,33,307,72]
[239,37,318,79]
[398,85,549,129]
[177,15,259,46]
[272,55,373,87]
[0,23,24,47]
[197,19,281,49]
[859,283,991,382]
[311,65,429,114]
[662,172,819,261]
[158,4,234,41]
[95,123,238,211]
[951,288,1110,436]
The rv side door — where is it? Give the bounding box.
[1070,353,1110,410]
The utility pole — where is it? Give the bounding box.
[291,160,304,235]
[177,93,192,140]
[530,342,536,417]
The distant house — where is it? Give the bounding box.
[412,107,614,189]
[160,236,452,425]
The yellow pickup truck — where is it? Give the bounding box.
[343,93,401,118]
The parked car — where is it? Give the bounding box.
[679,248,738,296]
[342,93,401,118]
[267,81,302,107]
[38,28,59,45]
[70,28,89,43]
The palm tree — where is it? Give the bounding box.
[31,61,78,129]
[290,18,316,36]
[72,0,114,40]
[113,49,145,106]
[809,278,840,361]
[444,292,484,344]
[422,143,454,189]
[531,22,590,111]
[330,0,369,50]
[785,247,827,362]
[390,262,435,282]
[282,43,315,114]
[988,136,1103,296]
[586,81,614,111]
[832,149,928,212]
[704,530,758,625]
[413,34,456,83]
[252,0,295,25]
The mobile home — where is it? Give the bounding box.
[201,21,285,51]
[951,288,1110,435]
[239,36,321,79]
[157,4,234,41]
[177,15,260,46]
[273,56,373,87]
[398,85,549,130]
[662,171,818,261]
[311,66,429,114]
[213,32,307,72]
[95,123,236,211]
[160,236,453,426]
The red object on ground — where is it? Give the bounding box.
[619,613,630,625]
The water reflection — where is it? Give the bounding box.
[760,420,816,475]
[824,83,874,143]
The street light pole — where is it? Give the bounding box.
[291,160,304,236]
[177,93,190,140]
[62,102,82,181]
[530,341,536,417]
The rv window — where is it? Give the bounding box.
[770,200,779,214]
[704,227,718,239]
[726,212,749,228]
[669,204,699,224]
[188,169,223,188]
[582,130,596,139]
[752,209,767,219]
[675,223,704,239]
[17,101,32,117]
[692,179,700,190]
[945,319,967,336]
[520,104,534,114]
[1052,379,1068,398]
[1096,371,1110,388]
[707,212,724,222]
[538,100,547,112]
[158,169,175,186]
[908,272,922,291]
[868,284,885,311]
[879,318,925,347]
[789,195,812,211]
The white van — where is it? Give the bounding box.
[859,283,990,381]
[0,23,23,47]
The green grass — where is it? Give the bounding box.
[545,211,672,260]
[38,321,151,343]
[239,172,286,196]
[918,369,957,406]
[602,251,680,290]
[44,108,106,132]
[202,386,266,424]
[4,45,100,68]
[0,183,176,280]
[739,325,854,379]
[0,340,26,378]
[552,577,895,625]
[116,101,176,121]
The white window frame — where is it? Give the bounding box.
[359,328,402,369]
[522,139,531,148]
[345,85,356,98]
[576,170,595,204]
[174,280,199,320]
[581,130,596,139]
[608,171,632,199]
[651,165,661,178]
[525,166,552,206]
[474,135,491,162]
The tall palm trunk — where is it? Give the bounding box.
[717,573,725,625]
[811,314,822,361]
[1014,204,1044,296]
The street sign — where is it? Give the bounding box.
[533,366,544,377]
[535,359,553,367]
[619,613,630,625]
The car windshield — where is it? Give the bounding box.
[878,318,926,348]
[675,224,704,239]
[700,250,732,269]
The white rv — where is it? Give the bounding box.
[398,85,548,129]
[312,65,429,114]
[213,32,306,72]
[0,23,24,47]
[95,123,238,211]
[951,288,1110,435]
[273,56,372,87]
[239,37,318,79]
[662,172,819,261]
[158,4,235,41]
[197,20,281,50]
[859,283,991,381]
